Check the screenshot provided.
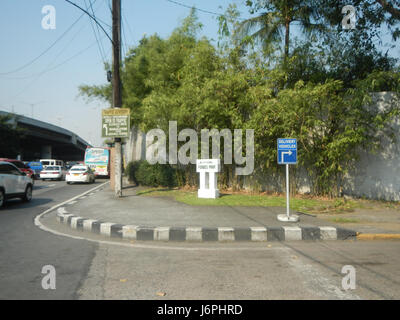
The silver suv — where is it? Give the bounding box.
[0,161,33,208]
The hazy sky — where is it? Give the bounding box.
[0,0,398,147]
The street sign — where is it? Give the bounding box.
[277,138,297,165]
[102,108,130,138]
[196,159,221,173]
[277,138,299,222]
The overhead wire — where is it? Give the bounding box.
[8,34,107,101]
[84,0,108,65]
[0,1,96,75]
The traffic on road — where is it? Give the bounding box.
[0,154,109,208]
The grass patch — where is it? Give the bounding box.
[330,218,359,223]
[136,188,362,214]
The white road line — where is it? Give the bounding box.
[34,181,109,220]
[285,251,361,299]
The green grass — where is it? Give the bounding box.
[136,188,360,214]
[330,218,359,223]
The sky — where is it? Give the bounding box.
[0,0,398,148]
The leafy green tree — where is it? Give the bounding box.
[79,8,400,196]
[0,114,25,158]
[237,0,324,61]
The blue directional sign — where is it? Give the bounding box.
[277,138,297,164]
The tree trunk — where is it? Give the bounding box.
[284,18,290,62]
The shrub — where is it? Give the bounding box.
[125,161,140,185]
[125,160,177,187]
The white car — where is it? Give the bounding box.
[40,165,66,181]
[0,161,33,208]
[66,165,95,184]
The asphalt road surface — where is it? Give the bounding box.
[1,179,399,300]
[0,179,105,299]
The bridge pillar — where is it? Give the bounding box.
[41,145,52,159]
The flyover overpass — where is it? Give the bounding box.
[0,111,92,161]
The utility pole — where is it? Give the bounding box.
[112,0,123,197]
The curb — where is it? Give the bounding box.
[56,207,357,242]
[356,233,400,240]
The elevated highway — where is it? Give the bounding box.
[0,111,92,161]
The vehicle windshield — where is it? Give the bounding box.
[70,167,87,171]
[41,161,51,166]
[12,161,24,168]
[45,166,60,171]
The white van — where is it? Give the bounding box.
[40,159,64,169]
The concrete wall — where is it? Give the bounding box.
[124,92,400,201]
[343,92,400,201]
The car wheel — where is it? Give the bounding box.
[66,182,71,185]
[22,185,33,202]
[0,189,4,208]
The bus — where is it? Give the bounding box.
[84,147,110,177]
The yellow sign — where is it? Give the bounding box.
[102,108,130,116]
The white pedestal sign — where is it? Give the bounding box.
[196,159,221,199]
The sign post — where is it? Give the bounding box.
[277,138,299,222]
[196,159,221,199]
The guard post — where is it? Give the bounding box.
[196,159,221,199]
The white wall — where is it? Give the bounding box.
[343,92,400,201]
[125,92,400,201]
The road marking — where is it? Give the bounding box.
[285,251,361,299]
[34,181,109,220]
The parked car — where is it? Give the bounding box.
[66,165,95,184]
[40,166,67,181]
[28,161,43,179]
[0,158,35,182]
[0,161,33,208]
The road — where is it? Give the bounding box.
[1,179,399,300]
[0,179,104,299]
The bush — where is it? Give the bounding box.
[125,161,140,185]
[125,160,177,187]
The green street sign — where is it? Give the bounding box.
[102,108,130,138]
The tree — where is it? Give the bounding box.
[0,114,25,158]
[237,0,324,61]
[319,0,400,40]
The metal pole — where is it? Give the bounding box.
[286,164,290,218]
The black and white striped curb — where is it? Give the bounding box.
[56,207,357,242]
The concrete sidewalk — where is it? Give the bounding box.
[53,183,359,242]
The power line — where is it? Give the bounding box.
[84,0,108,65]
[1,18,89,80]
[164,0,223,17]
[0,0,98,75]
[9,35,107,101]
[64,0,113,44]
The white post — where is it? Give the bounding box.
[286,164,289,218]
[199,172,206,190]
[277,163,299,222]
